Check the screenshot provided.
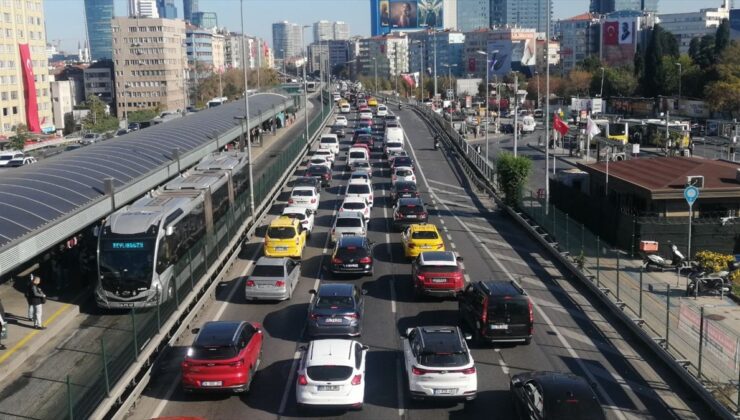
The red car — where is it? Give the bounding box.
[411,251,465,299]
[181,321,263,393]
[354,134,374,149]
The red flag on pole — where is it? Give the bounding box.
[553,113,569,136]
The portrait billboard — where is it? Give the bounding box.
[372,0,445,35]
[390,1,418,28]
[418,0,443,28]
[487,41,513,77]
[380,0,390,26]
[602,17,637,67]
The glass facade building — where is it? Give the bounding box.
[84,0,114,61]
[489,0,552,35]
[590,0,658,14]
[458,0,490,32]
[183,0,198,22]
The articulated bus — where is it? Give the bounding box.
[95,152,249,309]
[593,119,629,144]
[644,120,691,149]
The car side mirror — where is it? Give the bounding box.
[92,226,100,237]
[463,332,473,341]
[166,225,175,236]
[511,377,523,388]
[361,289,368,295]
[456,255,464,262]
[309,289,316,294]
[361,345,369,351]
[191,327,200,334]
[299,345,307,351]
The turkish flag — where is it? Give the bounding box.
[603,21,618,45]
[553,113,569,136]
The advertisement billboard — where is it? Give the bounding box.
[371,0,444,35]
[487,41,513,77]
[602,17,638,67]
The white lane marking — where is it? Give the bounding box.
[382,185,396,314]
[494,348,510,375]
[403,120,629,420]
[435,197,480,211]
[439,218,445,225]
[428,178,466,191]
[396,357,405,417]
[450,242,457,250]
[464,274,471,283]
[278,350,302,414]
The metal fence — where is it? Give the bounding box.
[408,100,740,416]
[60,94,334,420]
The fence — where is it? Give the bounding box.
[404,98,740,416]
[60,92,334,419]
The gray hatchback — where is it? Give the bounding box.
[244,257,301,301]
[306,283,365,337]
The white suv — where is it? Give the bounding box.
[339,196,371,221]
[402,326,477,401]
[376,104,388,117]
[345,178,373,209]
[331,211,367,243]
[319,134,340,155]
[296,339,368,409]
[282,206,315,236]
[335,115,348,127]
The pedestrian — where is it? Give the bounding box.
[0,297,6,350]
[25,276,46,330]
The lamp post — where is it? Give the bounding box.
[441,63,457,100]
[535,71,540,110]
[412,40,424,102]
[545,0,551,207]
[476,50,490,164]
[432,29,438,99]
[239,0,254,216]
[599,66,605,98]
[675,62,682,112]
[280,49,285,79]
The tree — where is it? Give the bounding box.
[593,66,637,98]
[63,113,76,135]
[578,56,602,73]
[633,44,644,78]
[567,70,592,96]
[8,123,28,151]
[496,153,532,207]
[696,34,716,69]
[688,37,701,63]
[82,95,118,133]
[705,42,740,117]
[714,19,730,57]
[128,107,161,123]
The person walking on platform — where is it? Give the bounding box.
[26,276,46,330]
[0,297,7,350]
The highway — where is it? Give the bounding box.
[125,104,710,419]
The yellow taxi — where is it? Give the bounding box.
[401,223,445,259]
[367,97,378,108]
[264,216,307,258]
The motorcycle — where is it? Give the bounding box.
[642,244,690,272]
[434,138,440,150]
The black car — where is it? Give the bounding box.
[330,125,346,138]
[305,165,332,187]
[458,280,533,345]
[510,371,606,420]
[329,236,374,276]
[293,176,322,190]
[393,197,428,229]
[391,156,414,171]
[390,181,419,203]
[500,123,514,134]
[306,283,365,337]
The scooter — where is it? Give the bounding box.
[434,137,440,150]
[642,244,689,272]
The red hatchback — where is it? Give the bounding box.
[411,251,465,299]
[181,321,263,393]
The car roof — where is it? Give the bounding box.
[528,371,593,393]
[350,170,369,177]
[282,206,308,215]
[417,326,464,353]
[419,251,457,266]
[195,321,243,347]
[348,178,371,185]
[306,339,355,366]
[337,236,366,247]
[336,211,363,220]
[342,196,367,204]
[292,186,317,192]
[478,280,526,297]
[255,256,289,266]
[409,223,438,232]
[318,282,355,296]
[270,216,300,227]
[394,166,413,172]
[315,148,332,153]
[394,181,417,189]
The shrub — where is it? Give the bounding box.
[695,250,735,273]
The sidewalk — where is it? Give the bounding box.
[0,97,318,419]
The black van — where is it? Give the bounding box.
[458,280,533,345]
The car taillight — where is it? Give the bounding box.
[420,212,427,218]
[351,374,362,385]
[275,280,286,287]
[344,313,358,319]
[298,374,308,386]
[288,199,294,204]
[181,360,190,368]
[230,358,245,368]
[529,300,534,334]
[310,198,316,203]
[416,274,425,282]
[436,243,443,249]
[246,279,256,287]
[461,367,476,375]
[332,257,343,264]
[411,366,427,375]
[359,256,372,264]
[481,297,488,324]
[408,243,415,248]
[309,313,319,320]
[392,175,397,181]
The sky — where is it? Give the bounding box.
[45,0,731,53]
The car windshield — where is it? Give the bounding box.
[420,265,459,273]
[488,300,529,317]
[347,184,370,195]
[349,152,366,159]
[353,162,370,169]
[395,183,417,192]
[307,366,353,381]
[412,231,439,240]
[292,190,314,197]
[399,205,424,214]
[343,202,365,210]
[268,227,296,239]
[307,166,328,174]
[251,264,284,277]
[315,295,354,309]
[284,212,306,221]
[418,351,469,367]
[296,177,319,185]
[336,218,363,227]
[396,169,413,176]
[189,345,238,360]
[387,142,403,149]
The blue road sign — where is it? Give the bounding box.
[684,186,699,206]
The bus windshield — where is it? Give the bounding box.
[610,123,627,136]
[99,236,156,289]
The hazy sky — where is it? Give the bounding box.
[45,0,731,52]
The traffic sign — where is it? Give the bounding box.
[684,186,699,206]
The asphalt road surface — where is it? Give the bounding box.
[125,105,711,420]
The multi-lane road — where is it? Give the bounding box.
[126,104,710,419]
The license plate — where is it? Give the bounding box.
[434,388,455,395]
[318,385,340,391]
[345,264,359,268]
[118,302,135,308]
[490,324,508,330]
[406,215,417,218]
[324,318,343,323]
[202,381,222,387]
[343,232,355,236]
[423,245,432,249]
[276,246,288,251]
[432,278,447,283]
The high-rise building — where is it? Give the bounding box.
[183,0,198,22]
[84,0,114,61]
[457,0,490,32]
[370,0,457,36]
[185,27,225,69]
[129,0,159,18]
[157,0,178,19]
[334,21,351,40]
[558,12,601,74]
[489,0,552,35]
[314,21,333,42]
[658,1,730,54]
[272,21,303,59]
[0,0,53,135]
[192,11,218,29]
[357,34,409,79]
[112,17,187,117]
[590,0,658,14]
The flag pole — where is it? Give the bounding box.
[545,0,551,209]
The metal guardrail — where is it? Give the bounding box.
[392,96,737,420]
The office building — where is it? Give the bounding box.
[0,0,53,135]
[590,0,658,14]
[370,0,457,36]
[457,0,490,32]
[273,21,303,59]
[358,34,409,79]
[129,0,159,18]
[558,12,601,73]
[408,30,465,77]
[314,20,333,42]
[186,27,225,69]
[489,0,552,35]
[84,60,115,107]
[112,17,187,118]
[307,43,329,74]
[658,1,730,54]
[183,0,198,22]
[334,21,350,40]
[192,11,218,29]
[600,10,656,68]
[50,80,75,131]
[157,0,178,19]
[84,0,114,61]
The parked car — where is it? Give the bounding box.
[244,256,301,300]
[329,236,373,276]
[181,321,263,393]
[510,371,606,420]
[306,283,366,336]
[411,251,465,298]
[458,280,533,345]
[296,339,368,409]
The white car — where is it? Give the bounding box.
[349,170,371,185]
[308,156,332,169]
[339,196,371,221]
[288,186,320,212]
[345,178,374,209]
[319,134,340,155]
[391,167,416,185]
[314,148,335,164]
[402,326,477,401]
[296,339,367,409]
[349,161,373,178]
[331,211,367,243]
[384,142,404,159]
[347,147,370,171]
[340,103,351,113]
[335,116,348,127]
[359,110,373,120]
[282,206,315,236]
[376,105,388,117]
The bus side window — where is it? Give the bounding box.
[156,237,171,274]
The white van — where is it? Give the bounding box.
[384,126,404,145]
[319,134,340,155]
[347,147,369,170]
[0,150,24,167]
[521,115,536,133]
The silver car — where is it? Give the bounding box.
[244,257,301,301]
[331,211,366,244]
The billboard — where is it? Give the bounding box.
[602,17,638,67]
[487,41,513,77]
[371,0,444,35]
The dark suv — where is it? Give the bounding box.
[393,197,428,229]
[390,181,419,203]
[329,236,374,276]
[458,281,533,345]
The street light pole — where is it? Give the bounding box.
[433,29,438,99]
[476,50,490,164]
[302,25,310,143]
[599,67,605,98]
[514,73,519,157]
[373,57,378,93]
[675,62,682,113]
[240,0,254,216]
[545,0,551,207]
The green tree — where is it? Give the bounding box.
[688,37,701,63]
[8,123,28,151]
[633,44,644,78]
[82,95,118,133]
[496,153,532,207]
[578,55,602,73]
[592,66,638,98]
[641,25,665,97]
[63,113,76,135]
[128,107,161,123]
[714,19,730,57]
[695,34,716,69]
[705,42,740,117]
